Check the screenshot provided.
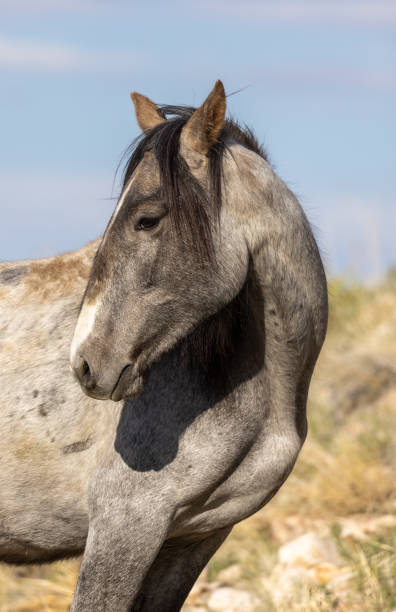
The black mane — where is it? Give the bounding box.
[122,105,268,263]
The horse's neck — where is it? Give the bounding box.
[178,261,265,394]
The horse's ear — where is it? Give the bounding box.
[130,92,165,132]
[181,80,226,156]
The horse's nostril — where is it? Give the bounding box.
[82,358,90,377]
[74,355,96,390]
[82,360,96,389]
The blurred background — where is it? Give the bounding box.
[1,0,395,281]
[1,2,396,611]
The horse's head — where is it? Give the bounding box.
[70,81,250,400]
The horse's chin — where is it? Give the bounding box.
[110,367,144,402]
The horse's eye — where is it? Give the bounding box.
[135,217,160,231]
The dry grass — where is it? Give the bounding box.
[207,518,396,612]
[1,276,396,610]
[269,407,396,518]
[0,562,78,611]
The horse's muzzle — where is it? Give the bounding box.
[71,354,139,401]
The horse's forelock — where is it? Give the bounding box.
[119,106,269,265]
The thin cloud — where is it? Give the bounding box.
[0,0,95,12]
[0,36,149,74]
[0,35,394,95]
[0,0,134,15]
[231,65,396,93]
[201,0,396,29]
[0,37,86,71]
[3,0,396,28]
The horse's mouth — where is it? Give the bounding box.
[110,365,144,402]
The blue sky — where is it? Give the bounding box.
[0,1,395,281]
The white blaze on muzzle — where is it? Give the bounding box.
[70,299,102,364]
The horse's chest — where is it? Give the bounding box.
[170,429,302,536]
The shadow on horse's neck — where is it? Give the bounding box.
[114,262,265,473]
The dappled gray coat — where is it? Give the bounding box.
[0,81,328,611]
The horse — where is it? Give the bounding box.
[0,81,328,611]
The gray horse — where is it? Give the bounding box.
[0,81,327,611]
